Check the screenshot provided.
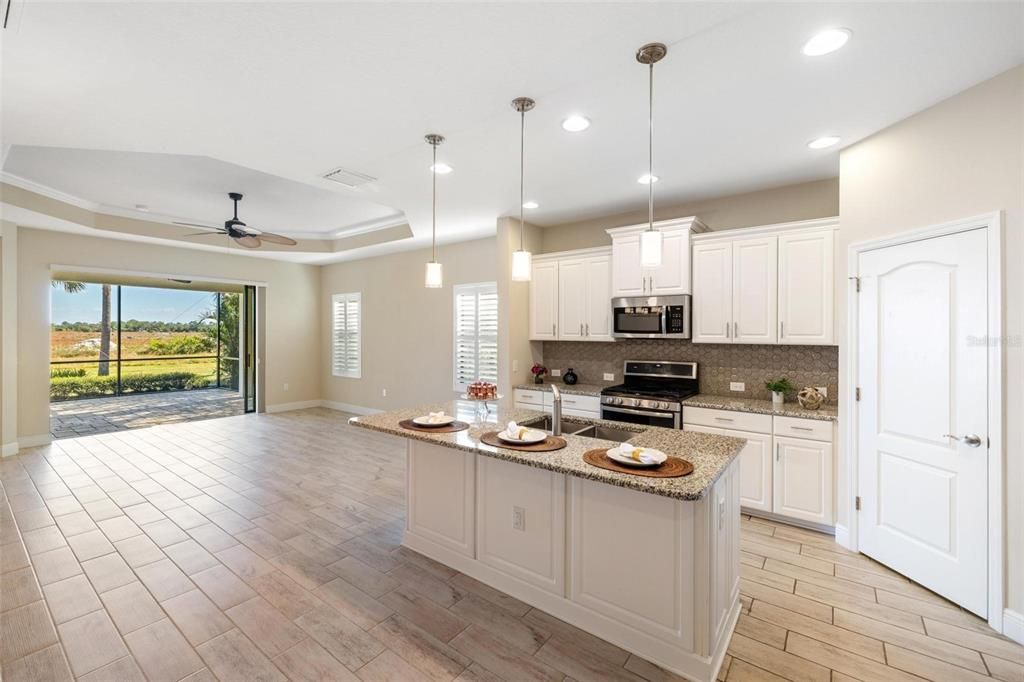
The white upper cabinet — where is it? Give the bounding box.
[778,230,835,345]
[691,218,837,346]
[607,217,707,298]
[691,242,733,343]
[529,260,558,340]
[733,236,778,344]
[530,248,613,342]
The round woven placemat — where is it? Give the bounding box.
[479,431,567,452]
[399,419,471,433]
[583,449,694,478]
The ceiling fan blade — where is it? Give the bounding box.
[234,235,262,249]
[256,232,298,246]
[181,231,226,238]
[173,220,219,229]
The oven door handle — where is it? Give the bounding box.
[601,405,673,418]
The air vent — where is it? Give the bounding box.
[322,167,376,188]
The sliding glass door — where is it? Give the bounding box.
[243,285,257,413]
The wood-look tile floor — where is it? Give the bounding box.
[1,408,1020,682]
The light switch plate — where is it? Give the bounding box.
[551,369,561,377]
[603,373,615,381]
[512,506,526,531]
[730,382,745,392]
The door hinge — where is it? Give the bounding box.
[849,276,861,292]
[855,387,861,401]
[855,496,861,511]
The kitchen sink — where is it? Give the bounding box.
[522,416,637,443]
[569,425,636,443]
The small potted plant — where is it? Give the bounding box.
[531,363,549,385]
[764,377,794,406]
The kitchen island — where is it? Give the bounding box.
[350,399,745,682]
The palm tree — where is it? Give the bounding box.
[51,280,113,376]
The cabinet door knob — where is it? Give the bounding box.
[585,323,590,336]
[552,323,556,336]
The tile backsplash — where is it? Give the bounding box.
[541,340,839,403]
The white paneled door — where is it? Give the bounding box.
[857,228,989,616]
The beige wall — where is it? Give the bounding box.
[15,227,322,441]
[838,65,1024,615]
[540,177,838,253]
[0,222,17,451]
[496,217,544,392]
[320,237,497,411]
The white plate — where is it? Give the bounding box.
[497,428,547,444]
[412,414,456,427]
[607,446,667,468]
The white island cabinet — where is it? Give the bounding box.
[353,404,744,682]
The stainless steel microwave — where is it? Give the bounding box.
[611,294,691,339]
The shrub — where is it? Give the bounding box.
[50,367,87,378]
[138,335,216,356]
[49,371,212,401]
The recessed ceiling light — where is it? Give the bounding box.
[802,28,851,57]
[807,136,841,149]
[522,201,539,209]
[430,162,453,174]
[561,115,591,132]
[637,174,659,184]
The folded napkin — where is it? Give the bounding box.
[614,442,660,464]
[503,421,530,440]
[424,411,449,423]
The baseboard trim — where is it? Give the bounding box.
[1003,609,1024,644]
[1,442,18,457]
[834,524,853,550]
[265,400,322,414]
[18,434,52,449]
[320,401,382,416]
[744,509,835,536]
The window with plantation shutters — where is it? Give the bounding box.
[453,282,498,391]
[331,292,361,378]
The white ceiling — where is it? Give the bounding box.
[2,2,1022,263]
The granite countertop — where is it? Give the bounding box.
[513,382,605,397]
[683,394,839,422]
[349,399,745,501]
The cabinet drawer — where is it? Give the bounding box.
[682,406,771,434]
[559,394,600,413]
[773,416,832,442]
[514,389,545,406]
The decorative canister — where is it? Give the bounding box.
[563,368,578,385]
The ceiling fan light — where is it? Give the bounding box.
[640,229,663,268]
[425,261,443,289]
[511,249,532,282]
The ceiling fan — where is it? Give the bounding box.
[174,192,298,248]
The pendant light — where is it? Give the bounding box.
[511,97,536,282]
[637,42,667,268]
[424,133,444,288]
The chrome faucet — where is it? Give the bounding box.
[550,384,562,436]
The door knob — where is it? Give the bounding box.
[943,433,983,447]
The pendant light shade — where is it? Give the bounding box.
[640,229,663,268]
[425,261,443,289]
[511,96,536,282]
[637,43,667,269]
[424,133,444,289]
[511,249,532,281]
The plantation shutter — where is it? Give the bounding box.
[454,282,499,391]
[332,293,361,378]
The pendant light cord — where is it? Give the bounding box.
[431,142,437,262]
[648,61,654,233]
[520,108,526,251]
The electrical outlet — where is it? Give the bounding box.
[551,369,561,377]
[512,506,526,531]
[283,383,289,392]
[603,373,615,381]
[815,386,828,398]
[381,388,387,397]
[730,382,745,392]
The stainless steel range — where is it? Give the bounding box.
[600,361,698,429]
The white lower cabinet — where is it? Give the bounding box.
[401,438,741,682]
[773,436,833,525]
[684,406,835,526]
